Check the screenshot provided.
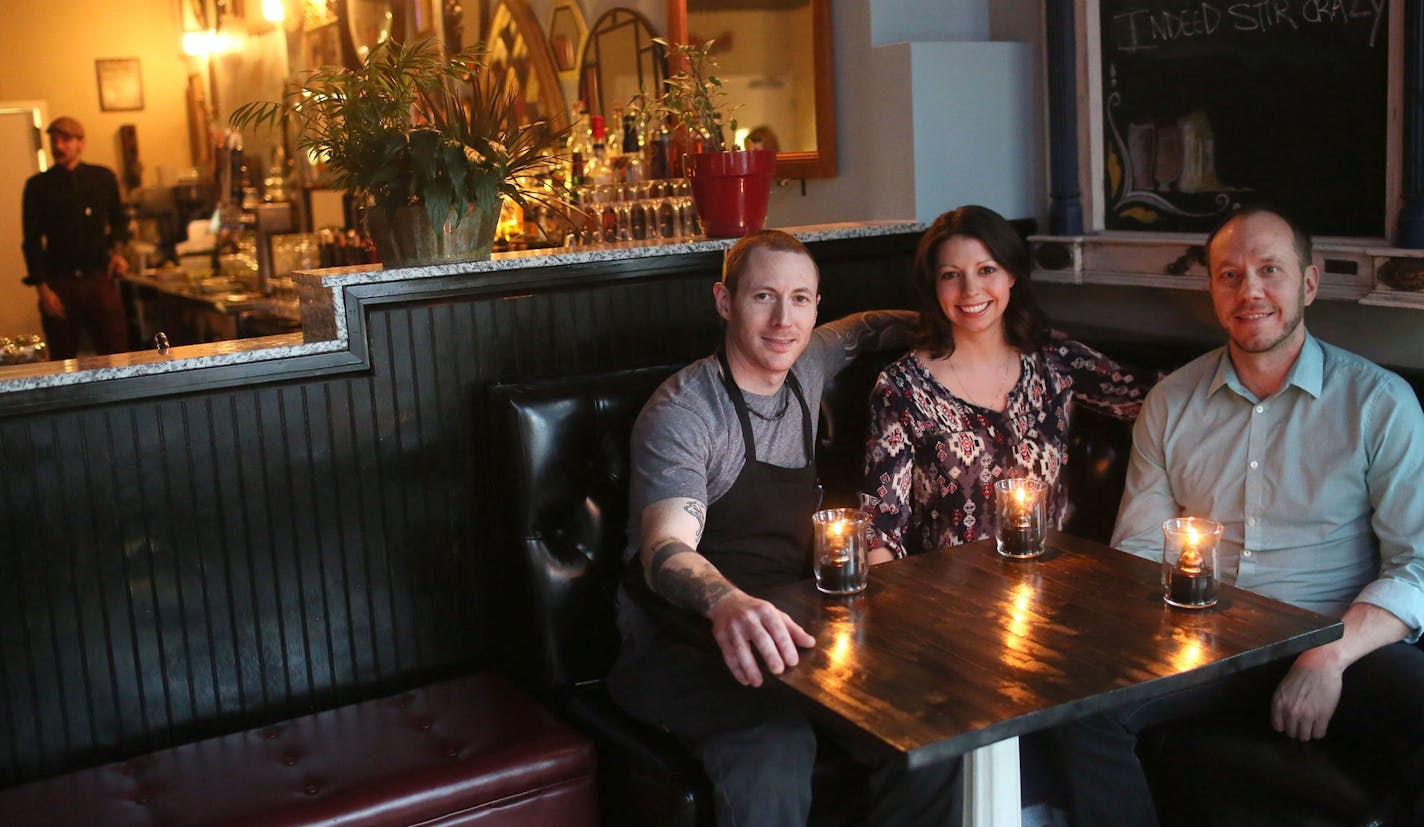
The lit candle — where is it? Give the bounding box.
[814,510,868,595]
[997,479,1045,558]
[1013,485,1031,528]
[1167,526,1216,606]
[827,519,849,558]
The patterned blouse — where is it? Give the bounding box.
[861,338,1155,557]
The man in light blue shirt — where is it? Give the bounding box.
[1055,207,1424,826]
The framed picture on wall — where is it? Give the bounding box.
[96,58,144,112]
[305,20,344,68]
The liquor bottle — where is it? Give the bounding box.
[646,117,672,180]
[622,113,644,185]
[566,102,592,186]
[585,115,614,187]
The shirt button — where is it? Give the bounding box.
[1249,460,1259,469]
[1254,405,1264,414]
[1247,517,1256,526]
[1242,549,1253,558]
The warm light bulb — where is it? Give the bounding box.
[262,0,285,22]
[183,29,241,55]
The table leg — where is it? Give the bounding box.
[963,736,1022,827]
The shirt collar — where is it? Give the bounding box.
[1208,332,1323,402]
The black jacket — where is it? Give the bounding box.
[21,162,129,285]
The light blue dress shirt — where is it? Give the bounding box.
[1111,333,1424,635]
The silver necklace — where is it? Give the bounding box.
[947,352,1017,409]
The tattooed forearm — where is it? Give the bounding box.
[682,501,706,542]
[836,309,915,359]
[859,309,915,352]
[653,564,735,614]
[646,539,733,613]
[647,539,695,580]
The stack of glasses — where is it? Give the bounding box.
[566,179,700,246]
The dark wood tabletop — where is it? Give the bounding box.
[751,531,1344,769]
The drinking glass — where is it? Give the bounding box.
[811,508,871,595]
[994,478,1048,559]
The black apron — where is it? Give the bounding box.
[698,351,821,595]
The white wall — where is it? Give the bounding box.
[870,0,988,44]
[0,0,197,187]
[768,0,898,226]
[766,0,1045,228]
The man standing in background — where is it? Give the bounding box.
[21,116,130,359]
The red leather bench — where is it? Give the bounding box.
[0,673,597,827]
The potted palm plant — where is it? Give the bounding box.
[634,38,777,238]
[230,39,566,267]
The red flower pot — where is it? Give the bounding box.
[687,149,777,238]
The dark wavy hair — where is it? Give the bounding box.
[910,205,1049,359]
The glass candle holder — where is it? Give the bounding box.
[1161,517,1223,609]
[994,478,1048,559]
[811,508,870,595]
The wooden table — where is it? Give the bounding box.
[754,531,1344,826]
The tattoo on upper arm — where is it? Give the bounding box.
[682,500,706,541]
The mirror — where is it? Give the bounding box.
[487,0,570,127]
[579,8,665,121]
[668,0,835,178]
[549,2,587,74]
[343,0,395,65]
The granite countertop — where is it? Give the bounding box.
[123,271,302,320]
[0,221,921,394]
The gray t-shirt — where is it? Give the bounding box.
[626,310,912,560]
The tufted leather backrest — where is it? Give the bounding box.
[495,365,683,693]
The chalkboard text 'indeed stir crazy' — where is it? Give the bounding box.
[1110,0,1386,53]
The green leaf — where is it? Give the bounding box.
[409,129,441,181]
[444,143,469,203]
[424,178,454,231]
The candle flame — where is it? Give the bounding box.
[1014,485,1027,505]
[1179,527,1203,573]
[828,519,847,538]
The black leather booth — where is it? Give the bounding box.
[495,343,1424,827]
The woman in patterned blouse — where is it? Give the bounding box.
[861,206,1156,558]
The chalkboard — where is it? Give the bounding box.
[1098,0,1391,237]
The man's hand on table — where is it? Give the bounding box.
[708,590,815,687]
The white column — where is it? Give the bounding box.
[963,736,1022,827]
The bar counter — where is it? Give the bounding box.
[0,221,918,408]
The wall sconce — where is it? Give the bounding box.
[183,29,242,56]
